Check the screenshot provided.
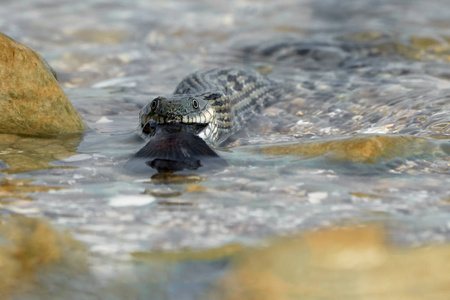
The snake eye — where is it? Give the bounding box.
[192,99,199,109]
[151,99,159,110]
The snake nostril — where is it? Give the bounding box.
[142,122,151,134]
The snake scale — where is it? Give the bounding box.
[138,67,282,147]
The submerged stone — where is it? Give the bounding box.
[0,33,86,136]
[210,226,450,300]
[259,135,441,164]
[0,216,88,298]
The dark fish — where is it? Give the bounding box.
[126,124,227,173]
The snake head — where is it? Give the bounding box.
[138,94,215,139]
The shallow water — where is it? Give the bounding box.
[1,0,450,299]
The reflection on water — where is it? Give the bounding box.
[0,134,82,174]
[0,178,64,204]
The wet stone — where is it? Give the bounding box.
[258,135,442,164]
[210,226,450,299]
[0,216,89,298]
[0,33,86,136]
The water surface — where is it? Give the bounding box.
[0,0,449,299]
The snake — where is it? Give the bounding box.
[138,67,282,147]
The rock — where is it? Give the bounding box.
[0,216,88,298]
[211,226,450,300]
[0,33,86,136]
[259,135,437,164]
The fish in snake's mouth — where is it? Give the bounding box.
[141,119,210,136]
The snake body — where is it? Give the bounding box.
[139,67,281,146]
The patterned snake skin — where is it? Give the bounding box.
[139,67,281,147]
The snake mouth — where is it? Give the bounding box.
[141,106,215,137]
[142,119,209,136]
